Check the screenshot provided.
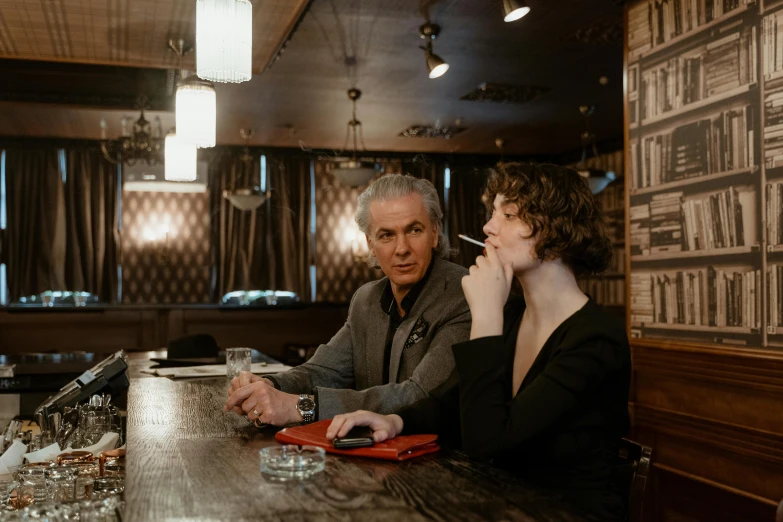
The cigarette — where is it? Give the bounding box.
[458,234,486,248]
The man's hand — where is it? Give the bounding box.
[228,371,266,396]
[223,379,302,426]
[226,371,271,416]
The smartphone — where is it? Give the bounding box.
[332,426,374,449]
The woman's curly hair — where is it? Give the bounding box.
[482,162,613,277]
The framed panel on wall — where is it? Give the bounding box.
[625,0,783,348]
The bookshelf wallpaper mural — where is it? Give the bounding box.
[569,151,627,320]
[627,0,782,348]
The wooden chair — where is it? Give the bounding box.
[617,438,652,522]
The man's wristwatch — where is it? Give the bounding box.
[297,394,315,423]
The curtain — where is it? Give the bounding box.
[4,147,66,301]
[446,164,490,268]
[209,151,312,302]
[210,152,261,300]
[262,153,312,301]
[64,147,119,302]
[383,158,446,213]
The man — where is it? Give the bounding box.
[224,173,470,426]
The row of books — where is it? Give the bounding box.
[762,10,783,79]
[610,246,626,274]
[629,2,654,60]
[607,215,626,243]
[769,264,783,327]
[630,105,755,189]
[629,187,754,255]
[577,278,625,307]
[630,266,762,328]
[628,0,751,61]
[767,182,783,246]
[596,183,625,212]
[763,86,783,167]
[639,26,757,122]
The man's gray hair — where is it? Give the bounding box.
[355,173,451,268]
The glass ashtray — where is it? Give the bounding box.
[259,445,325,480]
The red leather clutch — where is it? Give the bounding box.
[275,420,440,461]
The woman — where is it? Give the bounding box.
[327,162,631,521]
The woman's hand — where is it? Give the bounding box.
[326,411,404,443]
[461,243,513,339]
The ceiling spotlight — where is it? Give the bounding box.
[419,23,449,79]
[502,0,531,22]
[426,52,449,79]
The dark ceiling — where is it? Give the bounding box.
[0,0,625,157]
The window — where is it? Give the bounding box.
[444,165,451,238]
[309,160,316,302]
[0,149,6,305]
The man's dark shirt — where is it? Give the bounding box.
[378,260,435,384]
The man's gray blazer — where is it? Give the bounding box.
[270,257,470,420]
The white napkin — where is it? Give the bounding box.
[24,442,62,463]
[0,440,28,472]
[72,432,120,456]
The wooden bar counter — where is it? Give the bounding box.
[124,353,586,522]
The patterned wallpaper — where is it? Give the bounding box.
[314,161,382,302]
[120,191,211,304]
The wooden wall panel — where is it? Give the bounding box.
[172,305,348,359]
[631,341,783,521]
[646,466,777,522]
[0,309,164,355]
[0,305,348,359]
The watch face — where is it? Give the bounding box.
[298,397,315,412]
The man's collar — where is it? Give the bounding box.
[379,257,436,316]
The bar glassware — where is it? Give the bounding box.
[226,348,252,381]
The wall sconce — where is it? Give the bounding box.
[143,224,173,263]
[343,226,369,263]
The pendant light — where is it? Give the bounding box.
[165,131,198,182]
[170,39,217,148]
[196,0,253,83]
[223,129,270,211]
[330,88,379,187]
[575,105,616,194]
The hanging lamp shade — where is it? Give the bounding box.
[426,51,450,79]
[176,76,217,148]
[502,0,531,22]
[165,132,198,182]
[224,188,269,211]
[196,0,253,83]
[577,168,616,195]
[331,160,379,187]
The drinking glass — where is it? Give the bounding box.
[91,477,124,500]
[17,467,48,505]
[226,348,251,381]
[0,477,14,507]
[80,411,112,447]
[45,466,78,502]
